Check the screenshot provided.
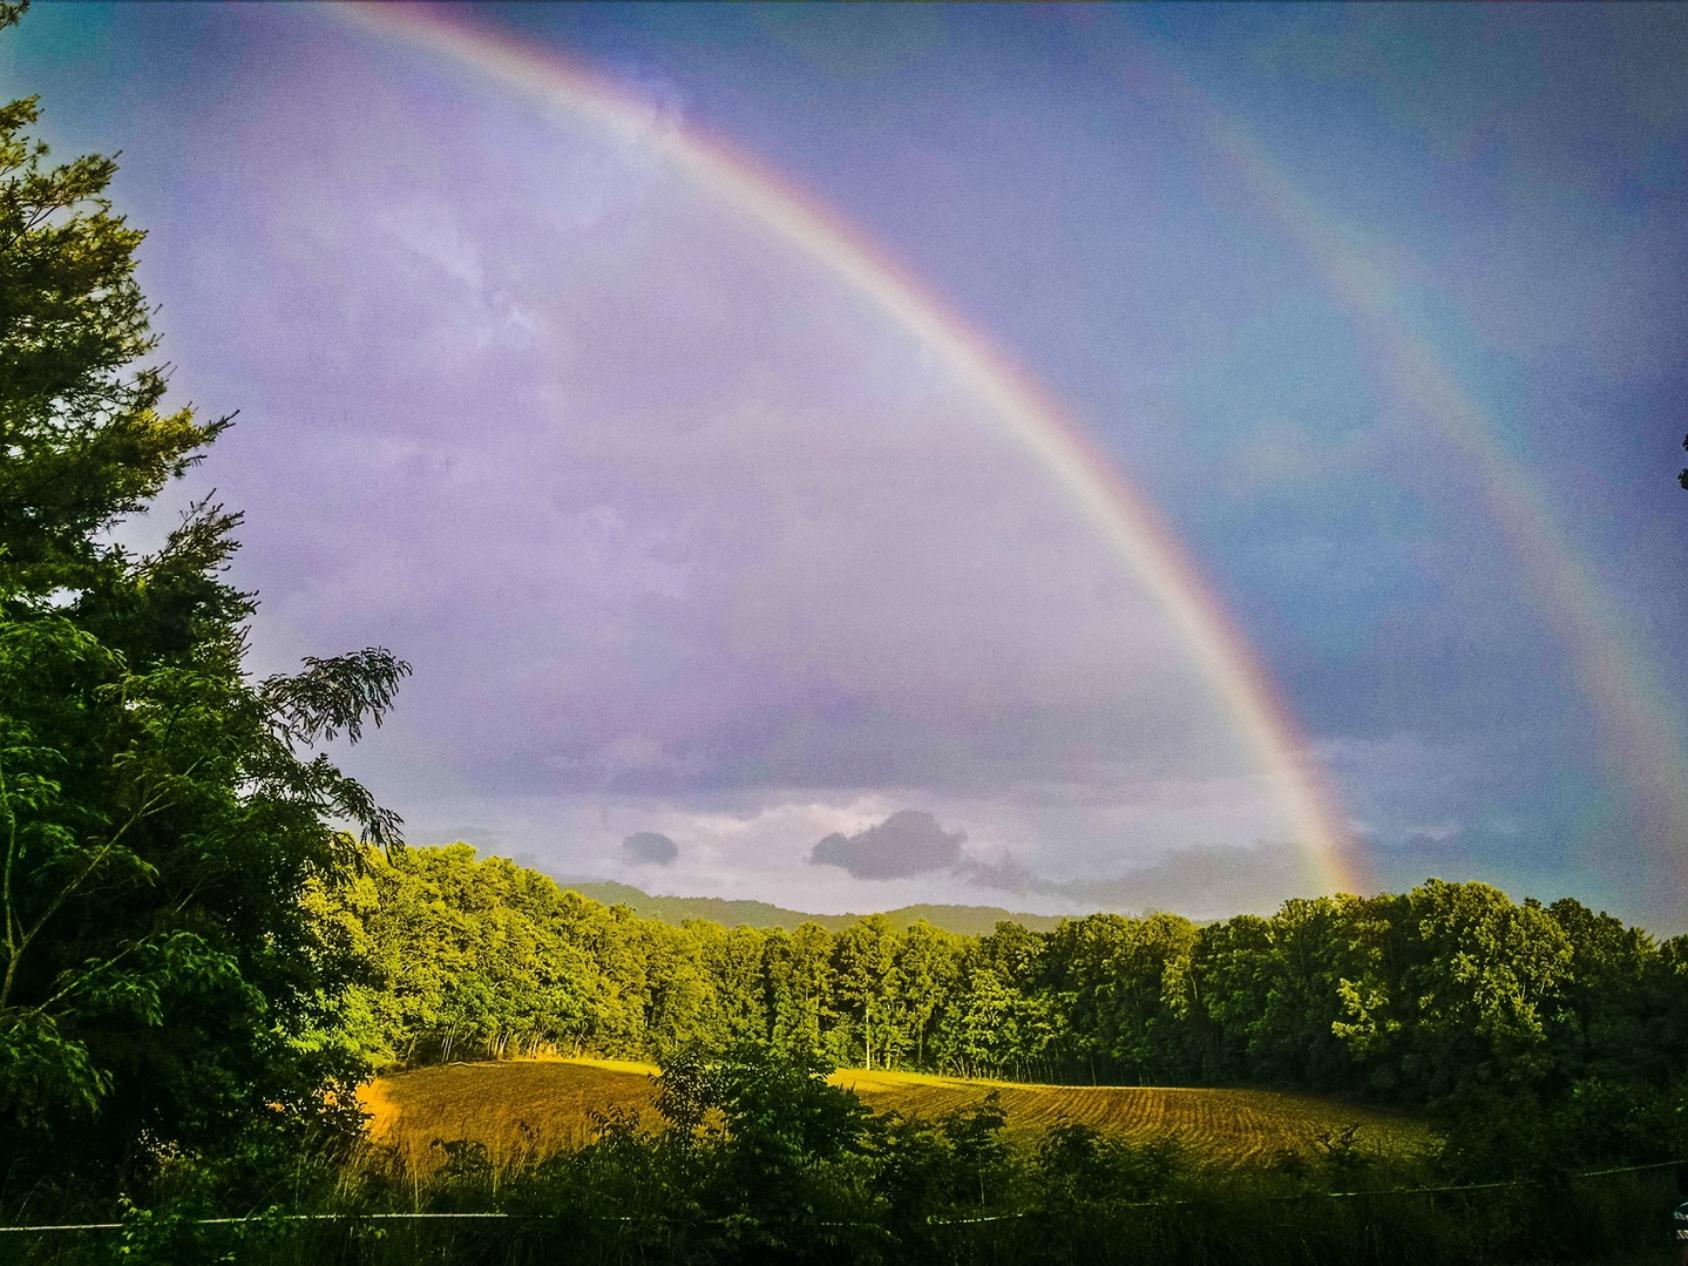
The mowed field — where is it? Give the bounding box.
[360,1059,1431,1174]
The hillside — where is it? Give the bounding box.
[360,1058,1432,1175]
[555,879,1065,935]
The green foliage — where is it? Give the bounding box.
[654,1046,874,1256]
[322,841,1688,1187]
[0,94,225,595]
[1033,1120,1181,1209]
[21,1049,1676,1266]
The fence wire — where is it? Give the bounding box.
[1,1157,1680,1236]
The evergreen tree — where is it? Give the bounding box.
[0,22,408,1183]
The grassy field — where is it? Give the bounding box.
[360,1058,1432,1174]
[835,1067,1432,1163]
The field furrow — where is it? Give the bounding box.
[361,1059,1431,1174]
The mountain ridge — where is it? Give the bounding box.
[552,879,1065,936]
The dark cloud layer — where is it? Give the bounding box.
[623,831,680,867]
[27,2,1688,928]
[811,810,966,880]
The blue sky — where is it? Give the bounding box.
[7,3,1685,926]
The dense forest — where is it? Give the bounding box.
[327,845,1688,1126]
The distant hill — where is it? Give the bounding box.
[555,879,1064,936]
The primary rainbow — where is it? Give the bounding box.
[328,4,1366,894]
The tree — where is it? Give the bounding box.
[653,1045,872,1253]
[0,18,409,1185]
[833,915,895,1069]
[1385,882,1573,1102]
[890,920,961,1068]
[763,922,833,1062]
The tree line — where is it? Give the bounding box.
[325,844,1688,1127]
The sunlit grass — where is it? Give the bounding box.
[360,1058,1433,1176]
[358,1058,665,1175]
[837,1067,1432,1164]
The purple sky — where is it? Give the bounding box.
[9,3,1687,926]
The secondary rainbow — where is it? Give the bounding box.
[328,4,1367,894]
[1175,82,1688,891]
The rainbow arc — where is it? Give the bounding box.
[331,3,1370,894]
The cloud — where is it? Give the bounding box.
[622,831,680,867]
[811,810,965,880]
